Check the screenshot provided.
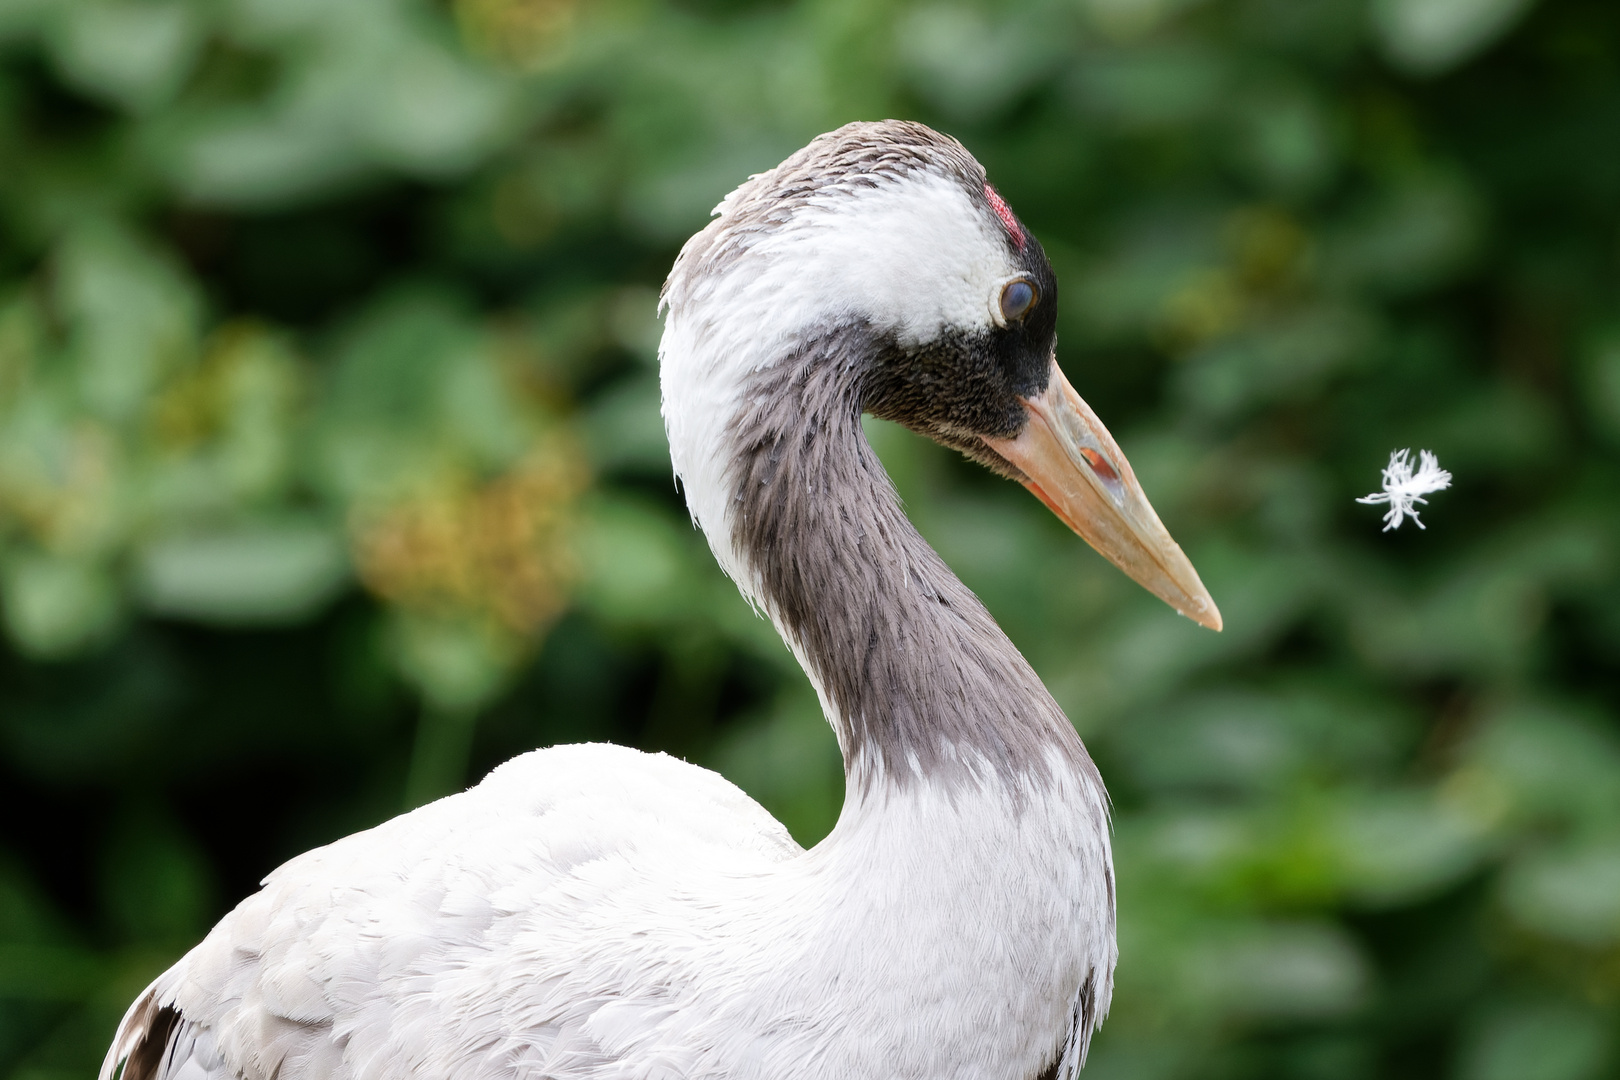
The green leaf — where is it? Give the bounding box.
[133,519,349,625]
[46,0,203,113]
[389,612,516,714]
[1329,789,1492,906]
[1373,0,1541,75]
[0,551,122,659]
[1458,1001,1610,1080]
[54,227,200,424]
[1500,838,1620,947]
[1179,921,1369,1021]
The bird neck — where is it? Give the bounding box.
[707,326,1088,794]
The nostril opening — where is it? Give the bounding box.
[1079,447,1120,485]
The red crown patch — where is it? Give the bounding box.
[984,185,1026,251]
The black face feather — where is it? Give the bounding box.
[862,227,1059,477]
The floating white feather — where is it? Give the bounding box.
[1357,449,1451,531]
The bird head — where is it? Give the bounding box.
[661,120,1221,632]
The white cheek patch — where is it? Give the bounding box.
[741,174,1016,347]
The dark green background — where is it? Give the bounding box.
[2,0,1619,1076]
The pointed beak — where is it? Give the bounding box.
[982,361,1222,631]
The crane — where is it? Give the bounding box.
[101,119,1220,1080]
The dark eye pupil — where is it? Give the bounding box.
[1001,280,1036,321]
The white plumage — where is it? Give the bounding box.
[105,744,1110,1080]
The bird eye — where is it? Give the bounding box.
[1000,280,1037,322]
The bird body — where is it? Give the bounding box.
[102,121,1218,1080]
[113,744,1108,1080]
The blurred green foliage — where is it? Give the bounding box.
[1,0,1618,1076]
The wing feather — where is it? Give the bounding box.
[100,745,798,1080]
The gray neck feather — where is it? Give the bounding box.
[725,324,1096,794]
